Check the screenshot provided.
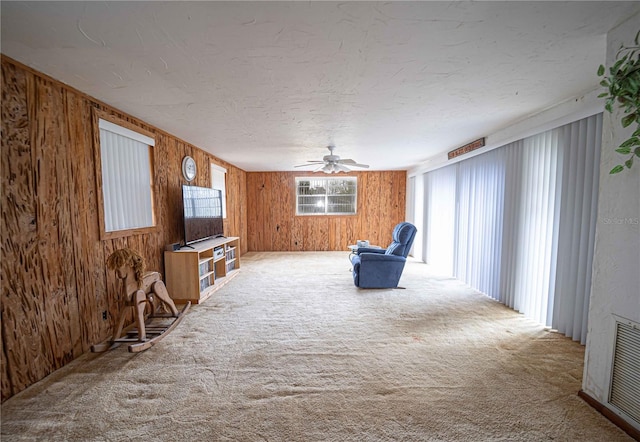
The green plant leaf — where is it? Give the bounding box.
[616,146,632,154]
[625,156,634,169]
[613,56,628,72]
[601,36,640,176]
[622,113,636,127]
[610,165,625,174]
[619,137,639,149]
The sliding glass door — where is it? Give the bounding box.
[421,113,602,344]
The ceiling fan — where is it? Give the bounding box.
[294,146,370,173]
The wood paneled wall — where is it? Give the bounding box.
[246,171,406,251]
[1,57,248,401]
[1,55,407,401]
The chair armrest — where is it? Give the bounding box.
[358,252,405,263]
[356,247,385,255]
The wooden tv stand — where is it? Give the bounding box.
[164,236,240,304]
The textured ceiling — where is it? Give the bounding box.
[2,2,639,171]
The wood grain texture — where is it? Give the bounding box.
[246,171,406,251]
[224,165,248,253]
[1,61,38,400]
[34,75,79,370]
[1,56,249,401]
[66,92,108,350]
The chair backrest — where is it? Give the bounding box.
[384,222,417,258]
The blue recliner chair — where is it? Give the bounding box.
[351,222,417,288]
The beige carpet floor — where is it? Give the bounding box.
[1,252,631,441]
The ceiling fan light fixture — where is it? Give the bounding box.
[322,163,337,173]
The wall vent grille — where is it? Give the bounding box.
[609,320,640,427]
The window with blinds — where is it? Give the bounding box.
[95,115,156,239]
[296,177,357,215]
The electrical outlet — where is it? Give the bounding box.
[102,311,107,320]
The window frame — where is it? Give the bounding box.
[93,109,158,240]
[295,176,358,216]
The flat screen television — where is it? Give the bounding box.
[182,184,224,245]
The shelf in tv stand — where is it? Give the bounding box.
[164,236,241,304]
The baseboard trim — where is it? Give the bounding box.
[578,390,640,441]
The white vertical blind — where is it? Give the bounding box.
[407,176,416,225]
[412,174,425,261]
[454,149,506,298]
[499,140,524,309]
[99,119,154,232]
[423,164,457,276]
[552,114,602,344]
[406,176,418,258]
[420,114,602,343]
[507,130,561,326]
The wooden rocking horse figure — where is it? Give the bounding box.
[91,248,190,353]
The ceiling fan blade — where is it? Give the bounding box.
[294,161,324,168]
[338,159,369,168]
[335,163,351,172]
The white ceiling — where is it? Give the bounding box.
[2,1,639,172]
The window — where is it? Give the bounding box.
[296,177,357,215]
[211,163,227,218]
[94,112,156,239]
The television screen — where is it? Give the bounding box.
[182,185,224,245]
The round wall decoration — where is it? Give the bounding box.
[182,156,197,181]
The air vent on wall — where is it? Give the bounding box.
[609,319,640,429]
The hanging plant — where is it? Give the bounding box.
[597,30,640,174]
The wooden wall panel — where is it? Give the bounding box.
[33,76,79,368]
[361,173,381,241]
[292,214,305,251]
[65,90,108,349]
[1,56,249,400]
[161,135,186,246]
[272,173,291,251]
[224,165,247,252]
[246,171,406,252]
[2,62,41,400]
[246,173,269,251]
